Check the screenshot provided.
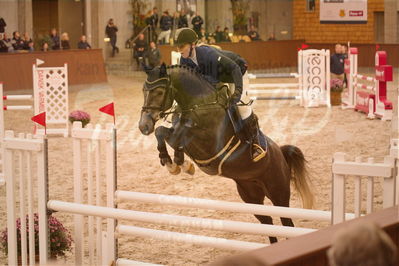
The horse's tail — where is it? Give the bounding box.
[280,145,314,209]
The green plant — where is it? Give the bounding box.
[1,213,73,258]
[69,110,91,128]
[231,0,250,27]
[130,0,148,32]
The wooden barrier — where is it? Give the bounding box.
[0,49,107,91]
[209,206,399,266]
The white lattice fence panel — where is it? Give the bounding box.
[33,64,69,136]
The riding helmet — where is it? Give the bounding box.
[176,28,198,46]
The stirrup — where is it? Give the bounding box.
[252,143,266,162]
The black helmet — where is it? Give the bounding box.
[176,28,198,46]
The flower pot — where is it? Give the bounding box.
[330,91,342,106]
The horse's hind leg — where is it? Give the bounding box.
[235,180,278,244]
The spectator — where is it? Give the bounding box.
[198,28,209,44]
[220,27,231,42]
[23,32,33,50]
[0,34,8,53]
[327,222,397,266]
[50,28,60,50]
[3,32,13,52]
[146,7,159,42]
[0,17,6,33]
[133,33,147,69]
[330,44,345,81]
[145,41,161,69]
[11,31,25,51]
[247,26,261,41]
[27,41,34,52]
[268,33,276,41]
[171,11,180,42]
[191,12,203,36]
[41,42,50,52]
[158,11,172,44]
[61,32,70,50]
[178,10,188,29]
[213,26,223,43]
[105,18,119,57]
[78,35,91,49]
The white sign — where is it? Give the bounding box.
[320,0,367,24]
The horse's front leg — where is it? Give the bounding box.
[168,124,195,175]
[155,126,181,175]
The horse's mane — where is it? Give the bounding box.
[166,64,209,85]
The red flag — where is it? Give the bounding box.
[301,43,309,49]
[297,47,301,51]
[31,112,46,127]
[376,44,380,51]
[99,102,115,124]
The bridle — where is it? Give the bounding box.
[141,76,173,119]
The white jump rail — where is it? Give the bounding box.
[245,49,330,108]
[115,190,356,221]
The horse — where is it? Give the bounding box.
[138,63,314,243]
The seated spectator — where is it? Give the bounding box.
[330,43,345,81]
[213,26,223,43]
[11,31,25,51]
[145,41,161,69]
[198,28,209,44]
[50,28,60,50]
[133,33,147,69]
[158,10,172,44]
[247,26,261,41]
[61,32,70,50]
[2,32,13,52]
[0,34,8,53]
[78,35,91,49]
[327,222,397,266]
[268,33,276,41]
[220,27,231,42]
[41,42,50,52]
[27,41,34,52]
[23,32,33,50]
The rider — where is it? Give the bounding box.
[175,28,266,162]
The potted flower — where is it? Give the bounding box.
[69,110,91,128]
[1,213,73,263]
[330,78,344,106]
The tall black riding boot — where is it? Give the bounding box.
[244,113,266,162]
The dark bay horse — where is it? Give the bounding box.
[138,64,314,243]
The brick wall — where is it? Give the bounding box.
[293,0,384,43]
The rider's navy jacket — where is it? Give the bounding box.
[179,45,243,97]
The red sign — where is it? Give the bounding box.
[349,11,363,17]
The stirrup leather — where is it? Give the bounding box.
[252,143,266,162]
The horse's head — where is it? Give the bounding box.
[139,63,173,135]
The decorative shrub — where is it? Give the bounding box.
[69,110,91,127]
[1,213,73,258]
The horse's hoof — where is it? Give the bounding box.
[166,163,181,175]
[182,160,195,175]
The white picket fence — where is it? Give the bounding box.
[5,124,398,265]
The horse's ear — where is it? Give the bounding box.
[159,62,167,77]
[142,63,152,74]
